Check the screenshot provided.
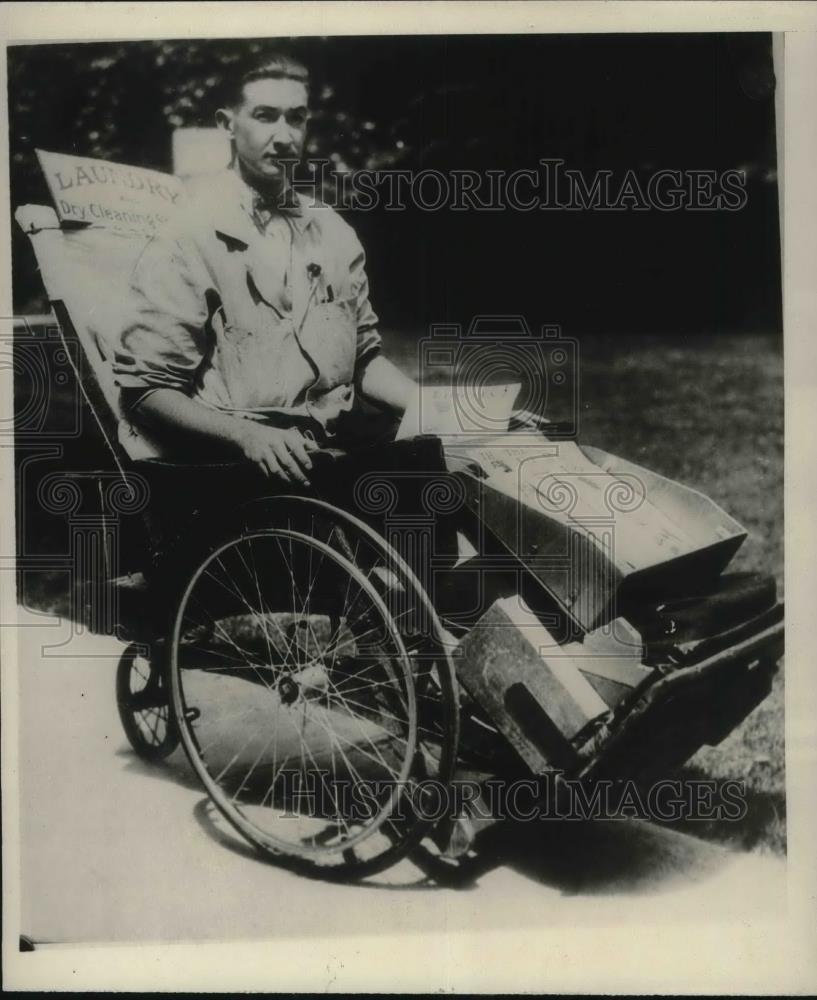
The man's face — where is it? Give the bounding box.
[221,76,309,188]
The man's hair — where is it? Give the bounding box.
[222,51,310,107]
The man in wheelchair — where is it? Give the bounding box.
[114,50,415,485]
[15,49,784,879]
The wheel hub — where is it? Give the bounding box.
[278,675,299,705]
[277,664,330,705]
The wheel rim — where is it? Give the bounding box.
[170,528,422,867]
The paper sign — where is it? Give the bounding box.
[36,149,186,233]
[396,383,521,440]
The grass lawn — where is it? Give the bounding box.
[577,332,785,855]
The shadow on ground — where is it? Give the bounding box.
[648,763,786,854]
[121,743,761,896]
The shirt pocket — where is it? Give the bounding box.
[299,299,358,390]
[216,320,311,410]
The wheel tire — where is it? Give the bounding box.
[169,497,459,880]
[116,642,180,762]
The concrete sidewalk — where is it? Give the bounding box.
[12,609,785,947]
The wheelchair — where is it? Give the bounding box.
[108,437,469,880]
[16,178,784,883]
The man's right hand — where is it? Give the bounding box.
[232,421,319,485]
[130,389,320,485]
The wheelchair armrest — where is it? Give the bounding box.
[509,408,576,438]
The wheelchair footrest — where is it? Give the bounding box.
[575,614,784,781]
[454,597,609,774]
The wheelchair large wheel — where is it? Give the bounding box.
[169,497,459,879]
[116,642,180,762]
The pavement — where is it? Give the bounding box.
[11,606,787,948]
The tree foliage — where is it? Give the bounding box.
[8,34,781,332]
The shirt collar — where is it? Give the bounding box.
[231,167,313,235]
[206,167,317,247]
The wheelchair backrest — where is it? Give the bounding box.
[15,151,188,463]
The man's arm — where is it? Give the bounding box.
[346,227,415,415]
[119,231,317,484]
[134,389,318,484]
[356,354,416,413]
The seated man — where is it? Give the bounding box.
[114,51,415,486]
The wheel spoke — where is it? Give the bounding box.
[187,594,279,693]
[274,534,326,665]
[309,695,407,784]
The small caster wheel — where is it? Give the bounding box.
[116,642,179,762]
